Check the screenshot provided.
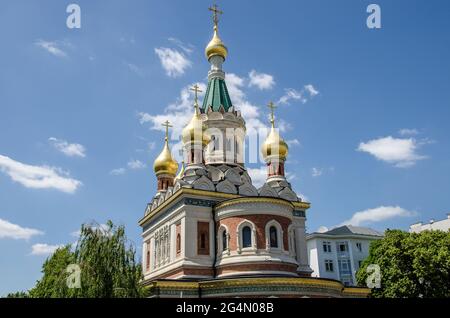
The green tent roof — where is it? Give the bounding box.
[201,77,233,112]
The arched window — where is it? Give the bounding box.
[242,226,252,248]
[222,230,228,250]
[270,226,278,248]
[176,233,181,255]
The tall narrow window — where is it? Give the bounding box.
[242,226,252,248]
[176,233,181,255]
[146,250,150,270]
[222,230,228,251]
[269,226,278,248]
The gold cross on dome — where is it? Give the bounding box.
[267,101,277,125]
[209,4,223,28]
[190,84,203,106]
[162,120,172,140]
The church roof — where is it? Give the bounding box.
[201,77,233,113]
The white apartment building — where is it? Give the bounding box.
[306,225,383,286]
[409,214,450,233]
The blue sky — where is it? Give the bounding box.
[1,0,450,295]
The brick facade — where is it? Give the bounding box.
[217,214,291,251]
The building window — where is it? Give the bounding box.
[325,260,334,272]
[197,221,210,255]
[242,226,252,248]
[323,241,332,253]
[356,242,362,252]
[176,233,181,255]
[146,243,150,271]
[222,230,228,251]
[269,226,278,248]
[338,243,347,252]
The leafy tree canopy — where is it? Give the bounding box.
[357,229,450,298]
[26,220,146,298]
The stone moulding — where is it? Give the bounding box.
[144,277,370,298]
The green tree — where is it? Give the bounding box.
[28,220,146,298]
[29,245,75,298]
[357,229,450,298]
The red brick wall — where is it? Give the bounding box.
[217,215,291,251]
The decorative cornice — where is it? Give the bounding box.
[139,188,239,227]
[215,196,294,211]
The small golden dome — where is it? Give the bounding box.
[153,139,178,176]
[182,109,211,146]
[261,124,289,162]
[174,161,185,182]
[205,26,228,60]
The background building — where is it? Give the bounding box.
[409,214,450,233]
[306,225,383,286]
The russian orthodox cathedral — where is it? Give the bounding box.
[138,4,369,298]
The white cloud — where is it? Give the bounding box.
[248,70,275,90]
[110,168,126,176]
[31,243,63,256]
[35,40,68,58]
[127,159,146,170]
[154,47,191,77]
[0,218,44,240]
[316,226,329,233]
[399,128,419,136]
[340,206,417,226]
[48,137,86,158]
[304,84,319,97]
[278,84,319,105]
[287,139,300,147]
[357,136,427,168]
[139,82,207,140]
[0,155,82,193]
[168,37,194,54]
[247,166,267,188]
[312,167,323,177]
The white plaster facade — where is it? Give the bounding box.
[306,226,383,286]
[409,214,450,233]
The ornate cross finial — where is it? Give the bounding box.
[190,84,203,111]
[162,120,172,141]
[267,101,277,127]
[209,4,223,29]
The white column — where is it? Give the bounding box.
[294,218,313,274]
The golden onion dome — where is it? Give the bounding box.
[182,109,211,146]
[261,124,289,162]
[205,26,228,60]
[153,139,178,176]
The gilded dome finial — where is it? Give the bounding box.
[261,102,289,162]
[182,85,210,146]
[268,101,277,128]
[205,4,228,60]
[190,84,202,115]
[153,120,179,176]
